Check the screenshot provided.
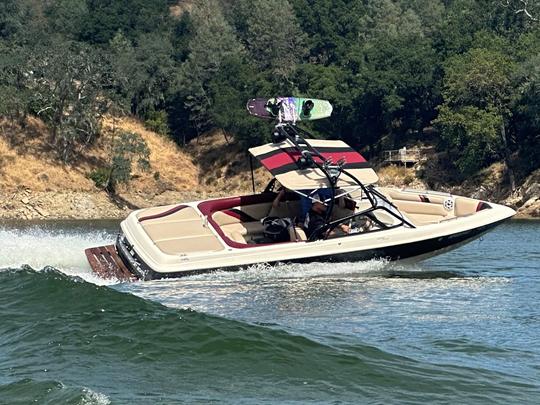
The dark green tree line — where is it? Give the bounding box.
[0,0,538,186]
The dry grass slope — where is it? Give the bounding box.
[0,117,200,196]
[188,130,272,195]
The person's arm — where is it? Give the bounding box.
[325,222,350,237]
[272,188,286,209]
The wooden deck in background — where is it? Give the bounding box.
[383,148,421,165]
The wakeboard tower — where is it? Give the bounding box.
[85,96,515,282]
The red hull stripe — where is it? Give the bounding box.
[261,151,366,171]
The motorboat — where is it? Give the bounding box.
[85,99,516,281]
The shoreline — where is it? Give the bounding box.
[1,189,538,221]
[0,189,226,221]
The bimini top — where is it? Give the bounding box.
[249,139,378,190]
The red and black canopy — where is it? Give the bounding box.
[249,139,378,190]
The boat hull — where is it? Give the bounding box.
[86,216,507,281]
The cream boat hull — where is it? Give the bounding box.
[99,188,515,280]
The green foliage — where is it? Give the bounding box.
[0,0,538,179]
[0,0,27,39]
[78,0,171,44]
[434,105,503,174]
[175,0,245,137]
[433,46,517,176]
[89,167,111,189]
[441,48,515,110]
[290,0,364,64]
[23,41,111,162]
[207,55,272,146]
[232,0,306,82]
[111,131,151,185]
[91,131,151,193]
[512,53,540,172]
[0,42,31,122]
[357,0,424,41]
[144,110,170,136]
[44,0,89,39]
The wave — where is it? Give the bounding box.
[0,268,537,404]
[0,223,117,285]
[0,378,110,405]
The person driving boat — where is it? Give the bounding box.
[304,194,350,239]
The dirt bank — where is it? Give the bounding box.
[0,189,228,220]
[0,117,259,220]
[1,117,538,220]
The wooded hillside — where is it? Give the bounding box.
[0,0,539,192]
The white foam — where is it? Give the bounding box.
[80,388,111,405]
[182,258,391,282]
[0,226,117,285]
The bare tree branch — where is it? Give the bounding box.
[502,0,539,22]
[36,106,53,115]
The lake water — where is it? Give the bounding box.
[0,219,539,404]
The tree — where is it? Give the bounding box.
[44,0,89,40]
[78,0,171,44]
[133,32,176,117]
[0,0,27,39]
[435,105,504,175]
[0,42,32,125]
[24,42,112,162]
[207,55,272,146]
[402,0,445,37]
[232,0,306,83]
[512,53,540,173]
[433,47,517,187]
[176,0,244,140]
[502,0,540,22]
[90,130,150,193]
[289,0,364,64]
[357,0,424,42]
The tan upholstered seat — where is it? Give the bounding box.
[139,206,224,254]
[454,197,480,217]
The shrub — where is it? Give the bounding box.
[144,109,170,136]
[88,130,150,193]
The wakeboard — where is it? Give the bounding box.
[246,97,333,122]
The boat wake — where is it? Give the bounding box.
[0,224,117,285]
[2,222,488,287]
[182,259,392,282]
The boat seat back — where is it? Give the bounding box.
[221,220,307,244]
[383,189,448,205]
[220,221,266,244]
[290,226,307,241]
[391,200,451,225]
[229,231,248,244]
[454,197,480,217]
[212,211,242,226]
[220,221,265,236]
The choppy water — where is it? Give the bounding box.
[0,220,539,404]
